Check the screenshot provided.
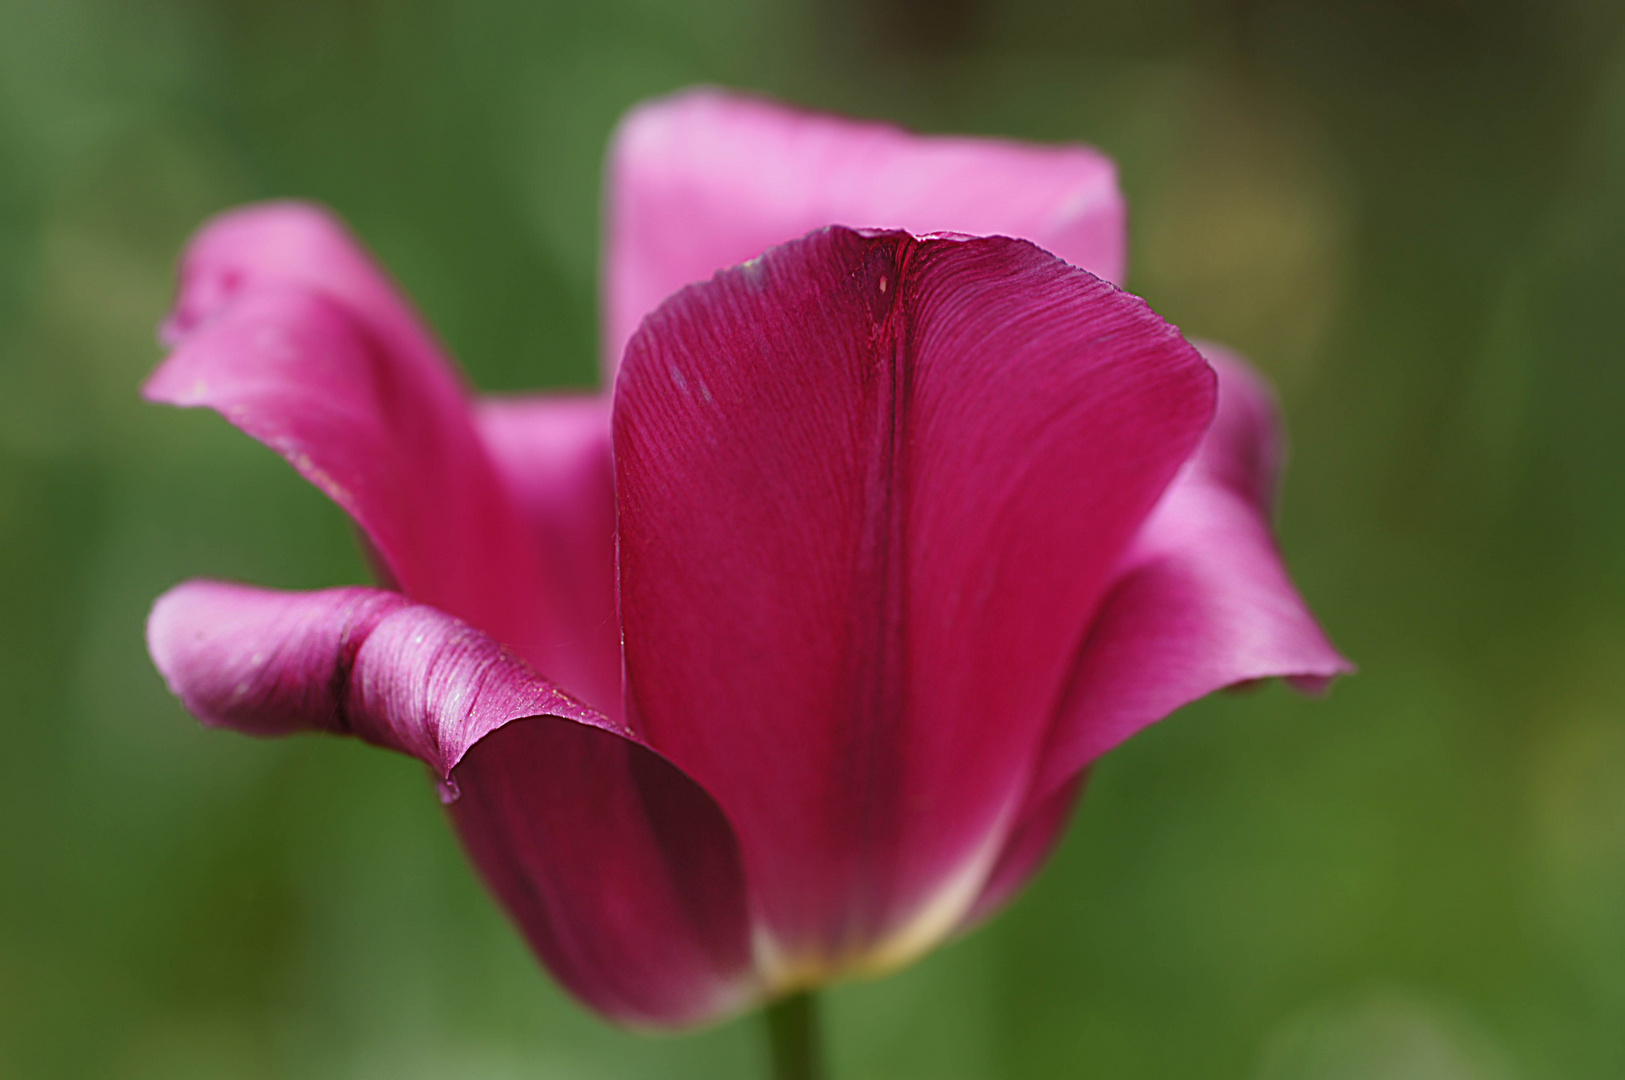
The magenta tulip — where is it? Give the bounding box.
[145,89,1349,1028]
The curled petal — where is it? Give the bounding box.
[145,283,544,666]
[1026,345,1354,807]
[147,580,756,1026]
[146,209,575,686]
[605,88,1125,378]
[615,227,1212,977]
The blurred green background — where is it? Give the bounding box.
[3,0,1624,1077]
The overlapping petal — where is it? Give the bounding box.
[605,89,1126,379]
[146,205,617,711]
[144,106,1351,1027]
[1022,345,1354,806]
[958,347,1352,926]
[614,226,1214,979]
[147,580,756,1026]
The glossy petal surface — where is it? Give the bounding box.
[614,227,1213,973]
[605,89,1125,377]
[1028,344,1354,803]
[147,580,755,1026]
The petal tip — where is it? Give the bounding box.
[160,199,359,349]
[145,580,233,726]
[1287,654,1358,696]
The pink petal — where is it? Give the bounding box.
[959,347,1351,925]
[147,580,756,1027]
[160,202,450,374]
[604,88,1126,380]
[474,394,622,716]
[1025,343,1354,814]
[614,227,1213,972]
[146,205,608,704]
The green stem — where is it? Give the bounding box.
[764,991,824,1080]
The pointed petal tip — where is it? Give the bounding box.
[1285,654,1358,696]
[139,358,207,408]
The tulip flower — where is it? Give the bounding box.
[144,89,1349,1045]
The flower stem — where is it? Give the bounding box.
[764,991,824,1080]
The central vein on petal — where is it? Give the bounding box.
[840,235,918,951]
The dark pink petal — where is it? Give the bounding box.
[604,89,1125,378]
[615,227,1213,974]
[1025,343,1354,810]
[147,580,756,1026]
[475,394,622,716]
[145,239,564,689]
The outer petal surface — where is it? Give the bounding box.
[614,228,1213,976]
[605,89,1125,378]
[147,581,755,1027]
[145,204,604,704]
[1026,344,1354,807]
